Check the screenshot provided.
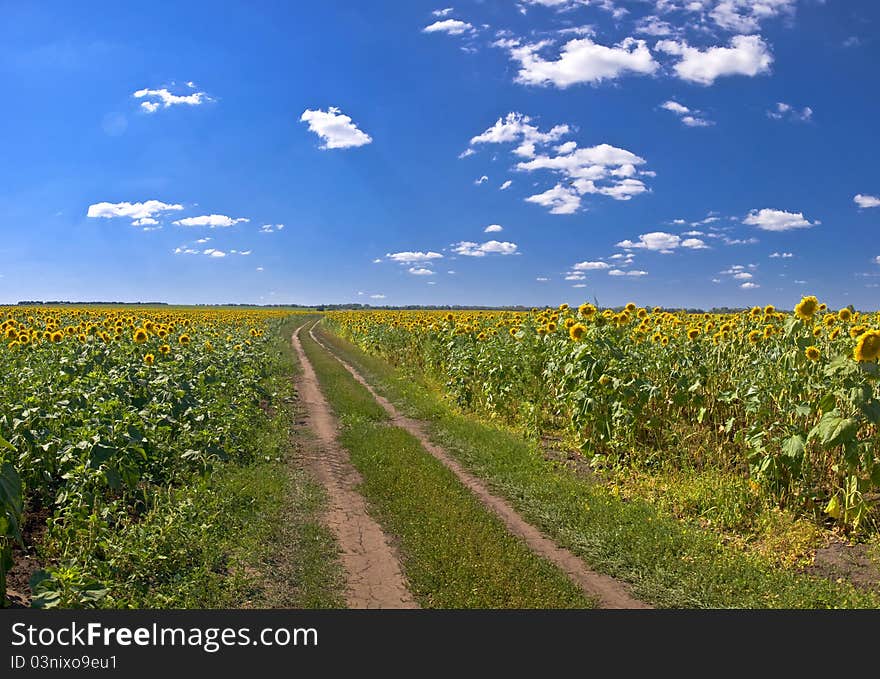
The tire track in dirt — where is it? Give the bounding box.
[309,323,650,610]
[291,326,417,609]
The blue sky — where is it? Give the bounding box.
[1,0,878,309]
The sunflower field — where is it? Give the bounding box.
[0,305,293,606]
[325,297,880,533]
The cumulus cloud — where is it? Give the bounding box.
[423,19,475,35]
[525,184,582,214]
[743,208,818,231]
[608,269,648,276]
[87,200,184,227]
[452,240,519,256]
[467,112,570,158]
[656,35,773,86]
[300,106,372,149]
[386,251,444,263]
[259,223,285,233]
[173,214,250,228]
[504,37,658,88]
[767,102,812,122]
[573,260,611,271]
[133,86,211,113]
[616,231,707,253]
[484,224,504,233]
[660,100,714,127]
[708,0,796,33]
[854,194,880,209]
[408,267,435,276]
[740,281,760,289]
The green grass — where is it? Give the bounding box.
[315,322,880,608]
[299,324,592,608]
[29,315,344,609]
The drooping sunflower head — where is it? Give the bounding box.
[794,296,819,321]
[805,345,821,361]
[829,327,841,340]
[748,329,761,344]
[764,305,775,315]
[854,330,880,363]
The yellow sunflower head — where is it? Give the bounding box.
[144,353,155,365]
[133,328,148,343]
[794,296,819,321]
[854,330,880,363]
[569,323,587,341]
[805,346,821,361]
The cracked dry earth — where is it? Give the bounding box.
[308,323,649,610]
[291,327,417,609]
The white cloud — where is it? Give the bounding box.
[87,200,184,227]
[468,112,570,158]
[386,251,444,263]
[709,0,796,33]
[740,282,760,289]
[408,267,435,276]
[767,102,812,122]
[769,251,793,258]
[423,19,474,35]
[475,175,489,184]
[259,223,285,233]
[500,180,513,190]
[370,293,386,299]
[468,114,652,213]
[733,272,753,279]
[572,283,587,288]
[609,269,648,276]
[133,86,211,112]
[300,106,372,149]
[617,231,706,253]
[854,194,880,209]
[505,37,659,88]
[656,35,773,86]
[256,266,264,271]
[203,248,227,258]
[432,8,454,17]
[525,184,581,214]
[536,276,550,282]
[635,16,677,37]
[661,100,690,115]
[174,214,250,228]
[743,208,817,232]
[452,240,519,256]
[484,224,504,233]
[573,260,611,271]
[565,273,586,281]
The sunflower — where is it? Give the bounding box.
[598,374,611,386]
[764,305,775,315]
[838,308,853,322]
[144,353,155,365]
[133,327,148,343]
[853,330,880,363]
[178,334,191,345]
[625,302,636,313]
[805,346,821,361]
[158,344,171,355]
[829,327,841,340]
[50,331,63,343]
[569,323,587,341]
[748,329,761,344]
[687,328,700,340]
[546,322,557,333]
[794,296,819,321]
